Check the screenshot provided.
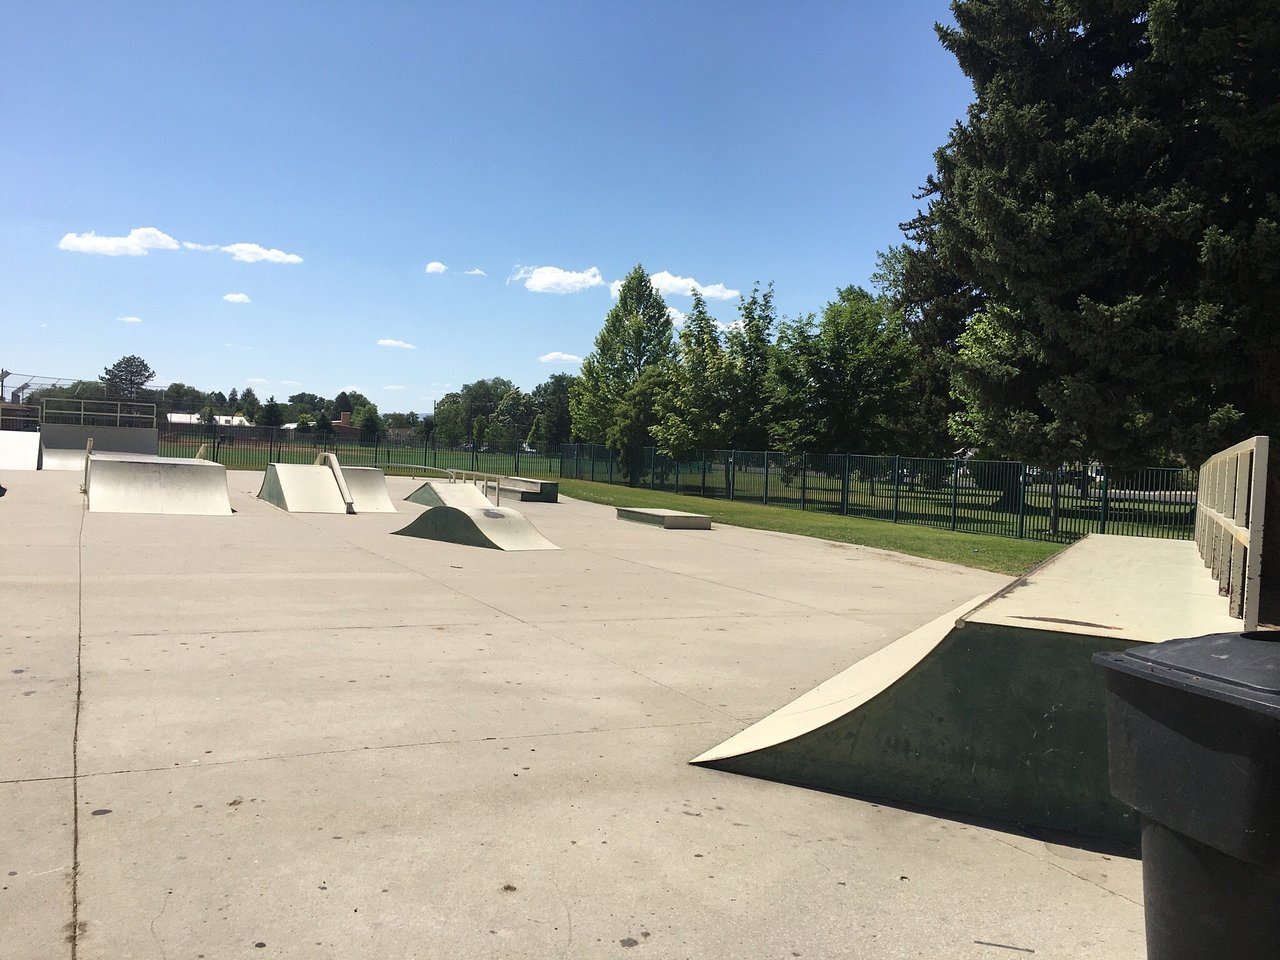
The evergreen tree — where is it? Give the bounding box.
[100,355,155,398]
[239,387,261,421]
[257,396,285,428]
[909,0,1279,468]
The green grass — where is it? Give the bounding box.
[558,479,1064,576]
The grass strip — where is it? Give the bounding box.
[557,479,1064,576]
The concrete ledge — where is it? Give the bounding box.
[499,476,559,502]
[617,507,711,530]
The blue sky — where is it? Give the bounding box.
[1,1,972,413]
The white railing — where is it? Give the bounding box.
[1195,436,1269,630]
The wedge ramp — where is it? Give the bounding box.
[405,479,494,509]
[257,463,350,514]
[0,431,41,470]
[85,452,232,516]
[393,505,558,551]
[692,534,1244,843]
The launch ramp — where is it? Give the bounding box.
[85,452,231,516]
[405,479,494,509]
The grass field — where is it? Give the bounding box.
[557,479,1064,576]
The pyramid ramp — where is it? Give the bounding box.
[342,466,397,513]
[0,431,42,470]
[405,479,494,509]
[40,424,159,471]
[85,453,231,516]
[257,463,350,514]
[393,505,558,551]
[692,535,1243,843]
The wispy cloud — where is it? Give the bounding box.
[247,377,269,384]
[464,268,486,277]
[425,261,448,274]
[648,270,739,301]
[223,292,251,303]
[538,351,582,364]
[280,380,302,387]
[220,242,302,264]
[509,264,604,295]
[377,338,417,349]
[183,241,219,252]
[118,315,143,323]
[667,307,687,327]
[383,384,405,391]
[60,227,178,256]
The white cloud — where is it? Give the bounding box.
[341,384,363,394]
[118,315,143,323]
[509,264,604,295]
[609,278,623,298]
[60,227,179,256]
[223,292,251,303]
[648,270,739,301]
[383,384,405,391]
[667,307,687,327]
[464,267,486,276]
[247,377,269,384]
[377,338,417,349]
[183,241,219,251]
[425,261,448,274]
[280,380,302,387]
[221,242,302,264]
[538,351,582,364]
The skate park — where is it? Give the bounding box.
[0,444,1186,959]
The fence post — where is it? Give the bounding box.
[702,453,708,498]
[1016,464,1027,539]
[515,443,521,476]
[674,457,680,493]
[649,448,655,489]
[1099,466,1109,534]
[892,455,901,523]
[725,452,733,501]
[800,453,807,511]
[840,454,850,515]
[763,451,770,505]
[950,458,960,530]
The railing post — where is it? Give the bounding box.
[1099,466,1109,534]
[892,455,901,523]
[950,457,960,530]
[1016,464,1027,539]
[840,454,850,515]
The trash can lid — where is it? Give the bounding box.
[1094,632,1280,718]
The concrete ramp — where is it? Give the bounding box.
[257,463,350,514]
[393,505,558,551]
[85,453,231,516]
[342,466,397,513]
[0,431,42,470]
[692,535,1244,843]
[41,423,159,470]
[405,479,494,509]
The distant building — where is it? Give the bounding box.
[166,413,253,427]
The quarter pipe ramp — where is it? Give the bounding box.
[405,479,494,509]
[0,431,41,470]
[342,466,397,513]
[257,463,351,514]
[41,424,159,471]
[692,535,1245,843]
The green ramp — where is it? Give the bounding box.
[692,534,1245,844]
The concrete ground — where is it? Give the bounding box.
[1,468,1146,959]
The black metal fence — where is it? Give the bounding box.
[158,424,562,479]
[559,444,1197,544]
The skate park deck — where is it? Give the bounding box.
[1,467,1149,959]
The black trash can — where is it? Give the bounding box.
[1094,632,1280,960]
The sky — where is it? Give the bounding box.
[0,1,973,413]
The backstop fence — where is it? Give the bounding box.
[559,444,1197,545]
